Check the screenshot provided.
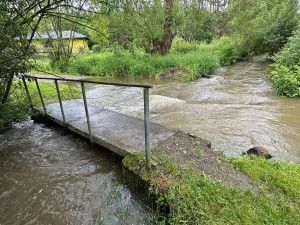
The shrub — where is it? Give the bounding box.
[171,37,200,54]
[70,57,91,75]
[184,51,220,80]
[273,25,300,67]
[0,82,29,133]
[211,36,239,66]
[271,25,300,97]
[50,56,70,73]
[92,44,102,53]
[271,64,300,97]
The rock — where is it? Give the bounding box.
[202,74,213,79]
[207,142,212,149]
[247,146,272,159]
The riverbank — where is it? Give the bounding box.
[123,132,300,224]
[30,37,239,81]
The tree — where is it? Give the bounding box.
[225,0,299,56]
[108,0,177,55]
[0,0,106,104]
[176,0,215,43]
[88,14,110,46]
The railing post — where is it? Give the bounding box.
[54,80,66,127]
[144,87,151,168]
[35,78,46,113]
[81,82,93,143]
[21,76,33,109]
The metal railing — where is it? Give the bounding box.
[22,75,153,167]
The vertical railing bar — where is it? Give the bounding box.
[144,87,151,168]
[81,82,93,143]
[35,78,46,113]
[54,80,66,127]
[22,76,33,109]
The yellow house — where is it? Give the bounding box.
[30,30,89,53]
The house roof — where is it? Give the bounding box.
[28,30,88,40]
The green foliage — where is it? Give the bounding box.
[273,25,300,67]
[0,80,81,132]
[124,153,300,224]
[176,5,215,43]
[24,80,82,106]
[226,0,299,56]
[185,51,220,80]
[88,15,110,46]
[31,36,243,81]
[271,25,300,97]
[211,36,239,66]
[143,155,300,224]
[232,156,300,201]
[92,44,103,53]
[50,55,71,73]
[271,65,300,97]
[170,37,200,54]
[35,45,222,80]
[0,82,29,133]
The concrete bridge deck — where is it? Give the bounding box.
[36,100,176,157]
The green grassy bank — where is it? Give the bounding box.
[123,153,300,224]
[0,80,81,133]
[31,37,239,81]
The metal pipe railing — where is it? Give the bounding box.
[22,75,152,167]
[80,82,93,143]
[23,75,153,88]
[34,77,46,113]
[54,80,67,127]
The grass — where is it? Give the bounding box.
[123,154,300,224]
[23,80,82,107]
[30,37,240,81]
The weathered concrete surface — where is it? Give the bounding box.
[37,100,176,156]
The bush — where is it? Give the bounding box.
[184,51,220,80]
[271,65,300,97]
[50,56,70,73]
[211,36,239,66]
[271,25,300,97]
[0,82,29,133]
[273,25,300,67]
[171,37,200,54]
[92,44,103,53]
[227,0,298,56]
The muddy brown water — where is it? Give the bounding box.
[0,121,153,224]
[1,61,299,224]
[85,61,300,164]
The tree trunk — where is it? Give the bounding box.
[150,0,175,55]
[1,75,13,104]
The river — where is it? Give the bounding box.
[1,61,299,224]
[85,61,300,164]
[0,120,153,224]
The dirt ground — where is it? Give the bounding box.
[152,132,258,193]
[156,66,188,80]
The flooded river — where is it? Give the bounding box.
[1,61,299,224]
[86,61,300,164]
[0,120,153,224]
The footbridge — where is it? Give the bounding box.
[22,75,176,167]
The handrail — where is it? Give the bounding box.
[23,75,153,88]
[22,74,152,168]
